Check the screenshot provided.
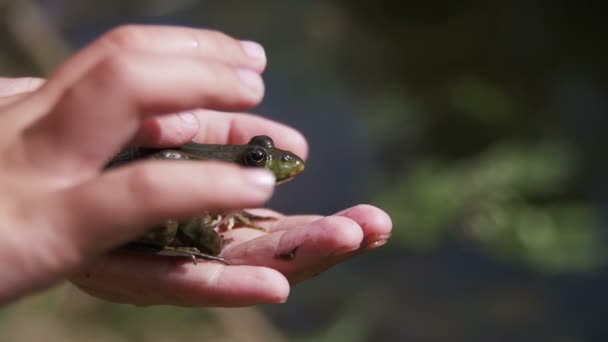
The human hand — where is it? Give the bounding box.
[0,25,391,306]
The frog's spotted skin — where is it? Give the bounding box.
[109,135,305,183]
[108,135,305,263]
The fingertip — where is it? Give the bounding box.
[133,112,200,147]
[242,168,276,190]
[240,40,267,72]
[118,161,276,213]
[283,126,309,161]
[248,267,290,304]
[373,206,393,232]
[237,69,265,105]
[176,111,201,137]
[335,204,393,236]
[71,255,291,307]
[238,115,309,160]
[313,216,365,254]
[189,264,289,306]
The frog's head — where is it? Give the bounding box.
[241,135,305,184]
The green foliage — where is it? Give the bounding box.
[377,140,604,273]
[448,75,525,127]
[294,291,382,342]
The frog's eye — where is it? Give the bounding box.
[243,146,268,167]
[248,135,275,148]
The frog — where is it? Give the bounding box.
[107,135,305,263]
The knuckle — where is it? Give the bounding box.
[202,64,264,106]
[199,30,243,56]
[92,53,136,89]
[126,164,163,198]
[203,29,235,46]
[103,25,147,49]
[194,63,234,100]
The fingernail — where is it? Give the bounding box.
[238,69,264,93]
[361,234,392,250]
[241,40,266,63]
[178,111,199,128]
[362,239,389,250]
[244,168,276,188]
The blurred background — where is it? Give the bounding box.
[1,1,607,341]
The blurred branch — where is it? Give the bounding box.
[2,0,71,74]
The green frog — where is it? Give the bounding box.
[107,135,305,263]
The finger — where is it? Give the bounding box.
[297,205,393,279]
[219,214,320,244]
[70,254,289,306]
[241,205,391,237]
[0,77,44,97]
[222,216,364,283]
[0,94,30,108]
[194,110,309,160]
[44,161,275,257]
[96,26,266,72]
[3,27,265,128]
[131,111,200,147]
[221,205,390,244]
[200,208,314,247]
[46,25,265,98]
[265,214,320,232]
[293,205,393,281]
[132,110,309,160]
[334,204,392,250]
[266,205,392,248]
[0,78,45,107]
[222,205,392,283]
[22,52,265,177]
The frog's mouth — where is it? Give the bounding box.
[276,177,293,185]
[275,163,305,185]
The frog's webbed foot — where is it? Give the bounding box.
[221,236,235,247]
[215,211,278,232]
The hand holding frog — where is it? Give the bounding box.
[0,25,391,306]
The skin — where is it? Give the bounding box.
[0,25,392,307]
